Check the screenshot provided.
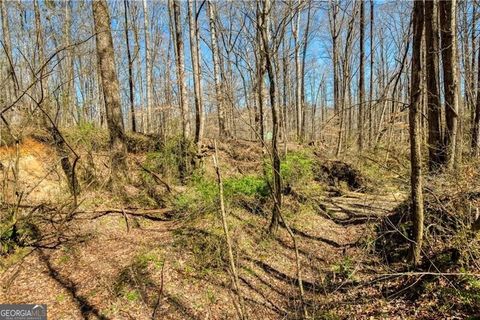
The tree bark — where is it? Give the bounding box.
[124,0,136,132]
[259,0,281,234]
[301,1,312,142]
[1,0,18,101]
[254,1,266,142]
[409,0,425,266]
[368,0,374,147]
[329,1,340,149]
[188,0,204,149]
[293,1,302,142]
[358,0,365,151]
[142,0,152,133]
[63,1,77,125]
[473,30,480,156]
[425,0,443,171]
[207,1,229,139]
[439,0,459,169]
[171,0,191,140]
[92,0,128,185]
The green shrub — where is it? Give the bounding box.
[173,173,270,216]
[281,151,314,186]
[143,136,195,183]
[0,219,40,255]
[65,122,109,151]
[173,174,218,214]
[264,150,314,189]
[125,132,161,153]
[0,128,20,147]
[224,175,269,198]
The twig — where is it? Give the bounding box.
[121,208,130,233]
[377,271,480,277]
[76,208,173,222]
[212,140,247,320]
[151,261,166,319]
[135,160,173,193]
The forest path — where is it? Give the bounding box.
[0,208,181,319]
[236,188,407,319]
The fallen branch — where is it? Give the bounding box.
[135,160,173,193]
[76,208,174,222]
[151,261,166,319]
[376,271,480,278]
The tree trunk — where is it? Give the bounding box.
[255,3,266,142]
[330,1,340,149]
[64,1,77,126]
[92,0,128,185]
[207,1,229,139]
[473,32,480,156]
[368,0,374,147]
[439,0,459,169]
[142,0,152,133]
[330,1,343,156]
[188,0,204,149]
[358,0,365,151]
[1,0,18,101]
[471,2,477,139]
[259,1,281,234]
[124,0,136,132]
[425,0,443,171]
[301,1,312,142]
[293,2,302,142]
[171,0,191,140]
[281,35,289,143]
[409,0,425,266]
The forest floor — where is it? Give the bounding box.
[0,133,478,319]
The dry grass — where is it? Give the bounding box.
[1,137,479,319]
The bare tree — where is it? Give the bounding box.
[473,3,480,156]
[188,0,204,149]
[142,0,152,132]
[368,0,374,147]
[473,42,480,156]
[425,0,442,170]
[358,0,365,151]
[256,0,281,234]
[170,0,191,140]
[33,0,79,197]
[124,0,136,132]
[255,2,266,142]
[293,1,302,141]
[207,0,229,139]
[329,1,341,155]
[439,0,459,169]
[92,0,128,185]
[63,1,76,125]
[409,0,425,266]
[1,0,18,101]
[300,2,312,142]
